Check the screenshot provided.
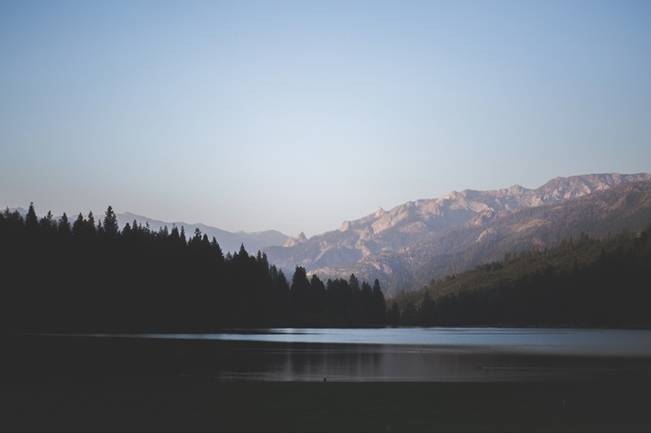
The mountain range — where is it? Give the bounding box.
[7,172,651,294]
[264,173,651,295]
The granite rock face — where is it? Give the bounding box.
[265,173,651,294]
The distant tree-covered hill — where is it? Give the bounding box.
[390,225,651,328]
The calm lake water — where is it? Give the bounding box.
[71,328,651,382]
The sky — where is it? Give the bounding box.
[1,0,650,236]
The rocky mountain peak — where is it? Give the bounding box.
[283,231,308,247]
[508,184,527,194]
[265,173,651,294]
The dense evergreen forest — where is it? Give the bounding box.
[391,224,651,328]
[3,204,651,331]
[0,205,386,332]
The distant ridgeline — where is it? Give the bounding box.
[390,224,651,328]
[0,205,387,332]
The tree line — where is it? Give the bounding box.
[390,225,651,328]
[0,204,386,332]
[4,203,650,331]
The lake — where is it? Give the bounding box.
[5,328,651,432]
[55,327,651,382]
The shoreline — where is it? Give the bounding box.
[2,379,651,432]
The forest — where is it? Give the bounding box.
[0,204,386,332]
[391,224,651,328]
[3,204,651,331]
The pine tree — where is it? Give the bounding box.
[349,274,360,291]
[237,243,249,260]
[290,266,311,322]
[361,281,373,324]
[211,237,224,265]
[73,213,85,236]
[39,211,54,229]
[310,274,326,319]
[25,202,38,229]
[58,213,71,235]
[103,206,119,235]
[372,279,386,325]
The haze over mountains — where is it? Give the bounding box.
[264,173,651,294]
[115,213,290,253]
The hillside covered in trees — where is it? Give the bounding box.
[0,205,386,332]
[3,203,651,331]
[391,224,651,328]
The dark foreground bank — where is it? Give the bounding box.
[3,380,651,432]
[1,334,651,432]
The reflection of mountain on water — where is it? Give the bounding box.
[200,341,650,382]
[283,345,384,382]
[20,330,651,382]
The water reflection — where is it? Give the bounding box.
[186,341,650,382]
[55,328,651,382]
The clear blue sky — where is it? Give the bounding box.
[1,0,650,236]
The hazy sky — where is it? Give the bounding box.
[1,0,650,236]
